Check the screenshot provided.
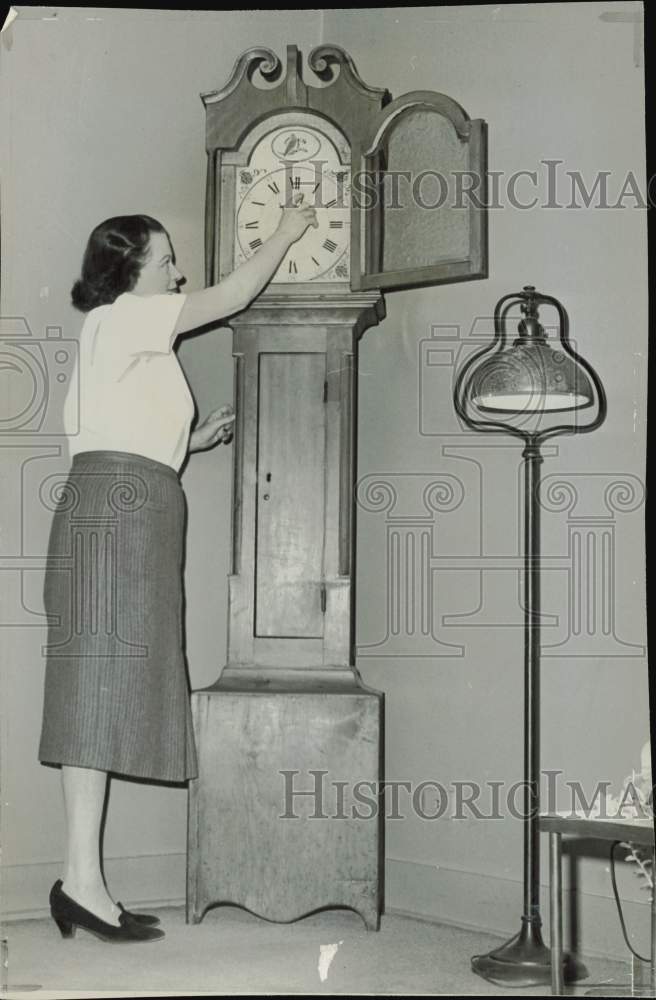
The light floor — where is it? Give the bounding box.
[1,905,640,998]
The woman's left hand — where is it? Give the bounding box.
[189,405,235,451]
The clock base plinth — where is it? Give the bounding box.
[186,669,384,930]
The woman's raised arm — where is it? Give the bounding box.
[174,201,317,335]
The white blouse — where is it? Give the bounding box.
[65,292,195,473]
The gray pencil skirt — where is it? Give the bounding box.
[38,450,198,783]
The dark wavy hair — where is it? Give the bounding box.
[71,215,170,312]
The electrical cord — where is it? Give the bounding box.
[610,840,650,963]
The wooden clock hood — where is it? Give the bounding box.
[201,44,488,293]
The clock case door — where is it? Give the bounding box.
[350,91,488,293]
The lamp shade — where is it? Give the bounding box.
[469,340,595,413]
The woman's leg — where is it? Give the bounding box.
[61,765,121,925]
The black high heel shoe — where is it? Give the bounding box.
[52,881,160,927]
[49,882,165,943]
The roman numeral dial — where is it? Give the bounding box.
[234,125,351,284]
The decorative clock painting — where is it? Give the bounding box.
[233,125,351,283]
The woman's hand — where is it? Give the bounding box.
[174,198,318,336]
[275,196,318,246]
[189,405,235,453]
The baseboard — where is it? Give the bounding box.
[385,857,650,964]
[2,853,649,965]
[1,852,186,921]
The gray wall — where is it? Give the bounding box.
[324,3,650,958]
[0,4,649,962]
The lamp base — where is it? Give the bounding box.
[471,921,588,988]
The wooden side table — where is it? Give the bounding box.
[539,814,655,996]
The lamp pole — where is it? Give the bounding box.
[453,287,607,987]
[524,436,542,944]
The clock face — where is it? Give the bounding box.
[234,125,351,284]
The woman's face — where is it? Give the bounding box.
[132,231,184,296]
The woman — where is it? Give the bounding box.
[39,201,317,943]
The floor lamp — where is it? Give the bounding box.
[453,285,607,987]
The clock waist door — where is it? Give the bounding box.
[225,324,355,677]
[255,350,326,645]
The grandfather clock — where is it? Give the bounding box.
[186,44,487,929]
